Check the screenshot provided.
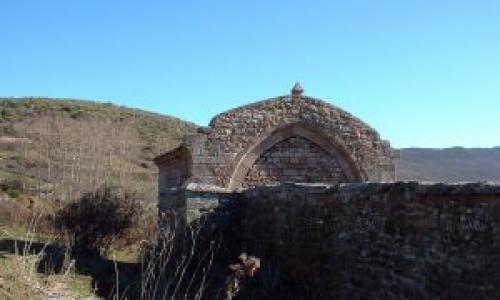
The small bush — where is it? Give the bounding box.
[54,186,142,256]
[7,189,20,198]
[113,205,158,250]
[0,178,24,195]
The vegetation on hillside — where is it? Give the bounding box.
[0,97,197,203]
[0,98,245,299]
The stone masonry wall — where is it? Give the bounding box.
[242,136,347,187]
[156,146,191,191]
[159,157,190,189]
[183,95,396,188]
[240,182,500,299]
[158,182,500,299]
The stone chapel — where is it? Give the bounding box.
[155,83,397,196]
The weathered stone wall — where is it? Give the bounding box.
[242,136,347,187]
[156,146,191,191]
[241,182,500,299]
[169,92,397,190]
[159,182,500,299]
[158,183,238,224]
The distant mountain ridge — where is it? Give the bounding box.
[398,147,500,182]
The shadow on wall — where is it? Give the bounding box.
[239,182,500,300]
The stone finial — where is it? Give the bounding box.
[291,82,304,97]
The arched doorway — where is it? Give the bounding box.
[228,123,365,189]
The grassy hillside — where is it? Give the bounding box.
[398,147,500,182]
[0,97,197,203]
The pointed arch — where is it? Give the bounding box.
[227,123,366,190]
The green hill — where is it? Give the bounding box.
[0,97,197,203]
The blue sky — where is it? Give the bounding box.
[1,1,499,148]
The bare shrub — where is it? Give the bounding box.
[113,204,159,251]
[54,185,142,256]
[138,214,219,300]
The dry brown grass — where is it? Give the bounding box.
[0,195,55,236]
[0,215,97,300]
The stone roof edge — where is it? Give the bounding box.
[242,181,500,195]
[208,95,374,132]
[208,95,285,127]
[184,182,233,193]
[174,181,500,195]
